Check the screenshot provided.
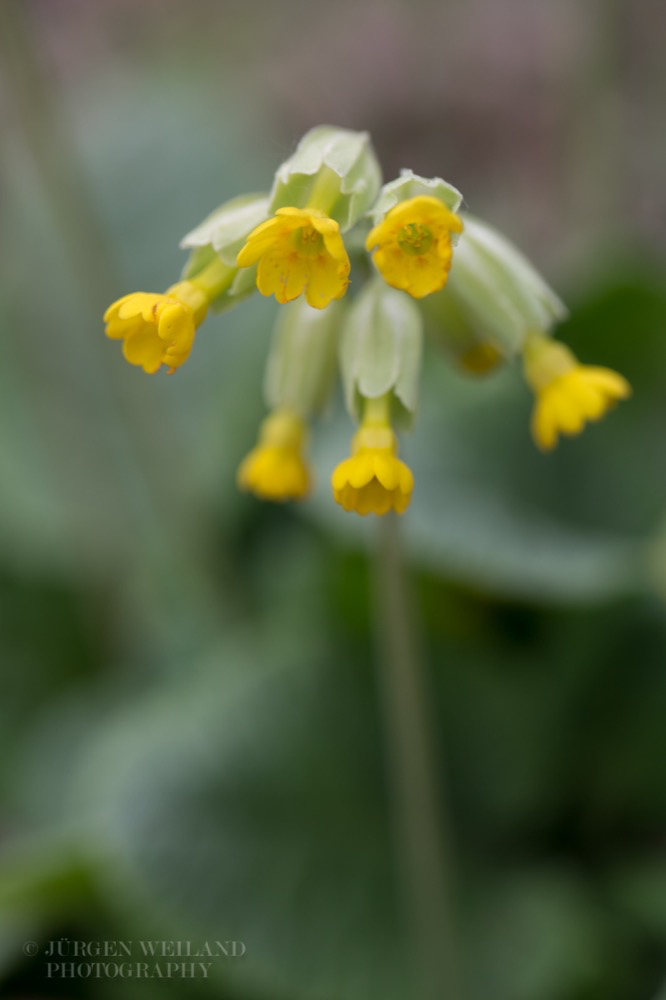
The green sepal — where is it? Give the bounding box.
[368,169,463,226]
[269,126,382,231]
[423,214,568,358]
[340,280,422,428]
[180,193,270,267]
[264,298,345,418]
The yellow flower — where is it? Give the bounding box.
[104,281,208,374]
[366,195,464,299]
[238,410,311,501]
[524,335,631,451]
[332,413,413,517]
[236,208,351,309]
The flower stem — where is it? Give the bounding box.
[374,514,463,1000]
[189,254,236,299]
[363,392,391,426]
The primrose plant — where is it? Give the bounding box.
[105,126,630,516]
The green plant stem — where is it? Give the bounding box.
[374,514,463,1000]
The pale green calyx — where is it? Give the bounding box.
[340,279,423,427]
[180,193,270,266]
[268,126,382,231]
[368,169,463,227]
[422,214,568,359]
[264,298,344,418]
[419,285,506,375]
[180,193,270,312]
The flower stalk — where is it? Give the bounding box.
[374,515,463,1000]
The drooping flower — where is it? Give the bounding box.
[238,410,312,501]
[331,399,413,516]
[104,281,208,374]
[104,123,636,517]
[524,334,631,451]
[236,208,350,309]
[366,195,464,299]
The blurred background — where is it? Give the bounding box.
[1,0,666,998]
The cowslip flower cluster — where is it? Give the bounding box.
[104,126,630,515]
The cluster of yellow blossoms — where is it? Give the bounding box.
[104,127,630,516]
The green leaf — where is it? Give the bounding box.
[27,630,411,1000]
[464,866,621,1000]
[607,859,666,938]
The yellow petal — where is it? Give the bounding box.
[348,453,375,489]
[583,367,632,400]
[531,397,558,451]
[380,196,443,229]
[373,453,398,490]
[332,445,413,516]
[236,217,285,267]
[238,442,310,501]
[331,458,354,492]
[104,316,141,341]
[275,207,313,222]
[282,457,311,497]
[117,293,162,322]
[103,298,125,323]
[569,378,607,421]
[310,214,341,237]
[320,227,350,267]
[158,303,195,348]
[304,255,348,309]
[122,327,164,373]
[436,233,454,262]
[334,483,359,512]
[550,387,586,435]
[374,196,462,238]
[357,480,392,516]
[374,249,446,298]
[365,221,385,252]
[164,331,195,366]
[393,489,412,514]
[257,251,308,304]
[397,461,414,494]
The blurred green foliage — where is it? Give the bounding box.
[1,3,666,999]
